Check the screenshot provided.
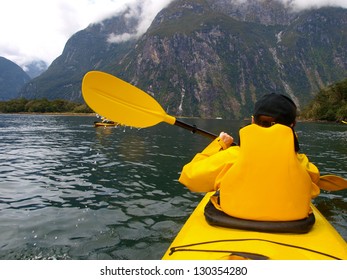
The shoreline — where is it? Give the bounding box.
[0,112,95,117]
[0,112,344,123]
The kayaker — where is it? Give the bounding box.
[179,93,320,222]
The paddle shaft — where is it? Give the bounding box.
[175,119,217,139]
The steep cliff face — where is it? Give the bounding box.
[206,0,301,25]
[0,57,31,100]
[20,0,347,119]
[115,0,346,118]
[272,7,347,105]
[122,12,278,118]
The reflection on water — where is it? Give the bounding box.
[0,115,346,259]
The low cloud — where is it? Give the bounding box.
[235,0,347,9]
[281,0,347,10]
[106,0,173,44]
[108,33,137,44]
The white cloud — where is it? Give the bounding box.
[233,0,347,10]
[107,0,173,43]
[281,0,347,10]
[0,0,173,67]
[108,33,137,44]
[231,0,347,10]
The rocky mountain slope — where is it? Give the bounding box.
[0,57,31,100]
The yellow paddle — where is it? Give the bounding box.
[82,71,217,139]
[318,175,347,191]
[81,71,347,192]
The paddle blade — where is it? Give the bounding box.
[318,175,347,191]
[82,71,176,128]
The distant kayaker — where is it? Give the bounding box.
[179,93,320,222]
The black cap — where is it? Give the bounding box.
[254,93,297,126]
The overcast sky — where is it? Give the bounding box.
[0,0,346,68]
[0,0,173,67]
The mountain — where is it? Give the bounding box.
[23,60,48,78]
[20,0,347,119]
[20,9,139,101]
[0,57,31,101]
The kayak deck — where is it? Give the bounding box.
[163,192,347,260]
[94,122,118,127]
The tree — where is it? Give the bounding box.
[301,78,347,121]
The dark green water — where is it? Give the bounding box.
[0,114,346,259]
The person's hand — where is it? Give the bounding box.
[219,132,233,148]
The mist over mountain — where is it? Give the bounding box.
[23,60,48,78]
[0,56,31,100]
[19,0,347,119]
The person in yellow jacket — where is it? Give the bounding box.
[179,93,320,222]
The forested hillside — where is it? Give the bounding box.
[0,98,92,113]
[301,78,347,121]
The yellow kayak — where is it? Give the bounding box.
[163,192,347,260]
[94,121,118,127]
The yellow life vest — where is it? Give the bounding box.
[218,124,312,221]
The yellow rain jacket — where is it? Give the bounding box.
[179,124,320,221]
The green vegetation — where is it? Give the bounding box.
[301,78,347,122]
[0,98,93,114]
